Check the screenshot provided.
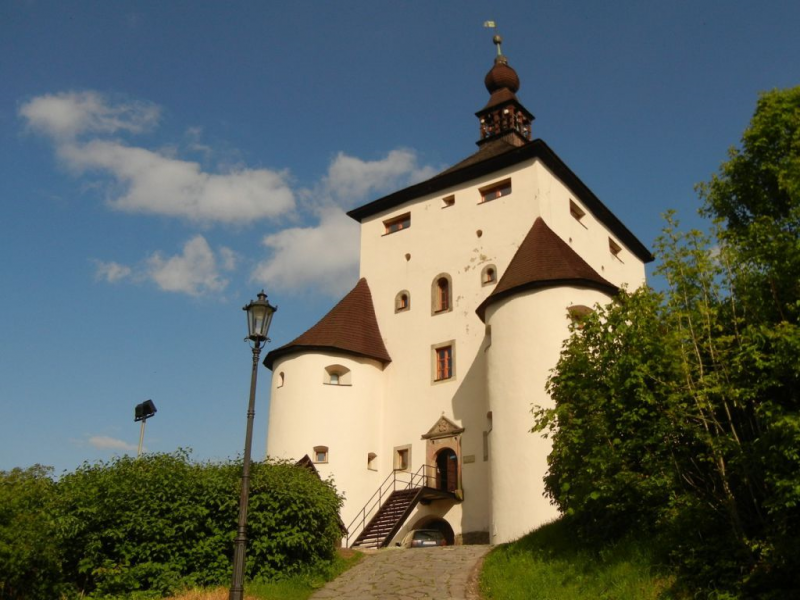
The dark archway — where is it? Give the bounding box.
[414,516,455,546]
[435,448,458,493]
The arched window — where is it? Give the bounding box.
[324,365,351,385]
[395,290,410,313]
[481,264,497,285]
[431,274,452,314]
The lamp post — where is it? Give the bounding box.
[134,399,157,458]
[230,291,277,600]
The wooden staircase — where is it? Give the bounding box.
[351,488,422,549]
[346,464,458,549]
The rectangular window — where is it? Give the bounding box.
[394,445,411,471]
[313,446,329,463]
[384,213,410,234]
[442,195,455,208]
[479,179,512,203]
[435,346,453,381]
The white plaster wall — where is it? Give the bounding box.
[485,286,614,544]
[533,161,647,290]
[266,352,385,529]
[358,160,544,539]
[264,153,648,544]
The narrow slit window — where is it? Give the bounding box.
[432,275,452,314]
[384,213,410,234]
[481,265,497,285]
[479,179,511,203]
[367,452,377,471]
[395,290,410,312]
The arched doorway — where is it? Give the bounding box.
[435,448,458,493]
[414,516,455,546]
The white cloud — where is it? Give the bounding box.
[20,91,295,223]
[94,261,132,283]
[88,435,138,452]
[95,235,235,297]
[147,235,234,296]
[252,208,360,297]
[250,149,439,298]
[322,149,438,206]
[20,91,159,139]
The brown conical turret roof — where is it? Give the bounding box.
[263,278,391,370]
[476,218,617,321]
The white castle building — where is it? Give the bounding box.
[264,38,652,547]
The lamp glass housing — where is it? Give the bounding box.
[244,291,276,341]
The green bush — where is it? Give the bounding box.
[0,451,343,599]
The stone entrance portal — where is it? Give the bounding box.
[422,415,464,497]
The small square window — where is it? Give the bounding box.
[442,195,455,208]
[609,238,622,259]
[313,446,329,463]
[479,179,511,203]
[394,446,411,471]
[384,213,410,234]
[570,199,586,223]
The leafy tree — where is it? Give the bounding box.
[0,466,63,600]
[537,86,800,598]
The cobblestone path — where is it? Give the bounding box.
[311,545,491,600]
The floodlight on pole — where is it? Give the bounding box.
[229,290,277,600]
[134,399,157,458]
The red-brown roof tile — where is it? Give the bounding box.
[264,278,391,370]
[476,217,617,321]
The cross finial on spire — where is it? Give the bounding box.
[483,20,503,57]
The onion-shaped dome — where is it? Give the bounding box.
[484,59,520,94]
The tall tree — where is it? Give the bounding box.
[537,86,800,597]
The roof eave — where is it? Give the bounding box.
[263,345,392,371]
[476,279,619,322]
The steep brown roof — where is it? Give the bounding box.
[263,278,391,370]
[476,218,618,321]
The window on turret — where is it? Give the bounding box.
[367,452,377,471]
[324,365,351,385]
[313,446,329,463]
[432,274,452,314]
[442,195,455,208]
[479,179,511,203]
[384,213,410,235]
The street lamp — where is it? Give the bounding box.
[230,290,277,600]
[134,399,157,458]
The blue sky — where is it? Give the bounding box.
[2,1,798,475]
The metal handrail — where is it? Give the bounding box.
[345,463,435,547]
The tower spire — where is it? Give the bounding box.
[476,24,534,146]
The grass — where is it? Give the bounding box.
[480,518,681,600]
[165,548,363,600]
